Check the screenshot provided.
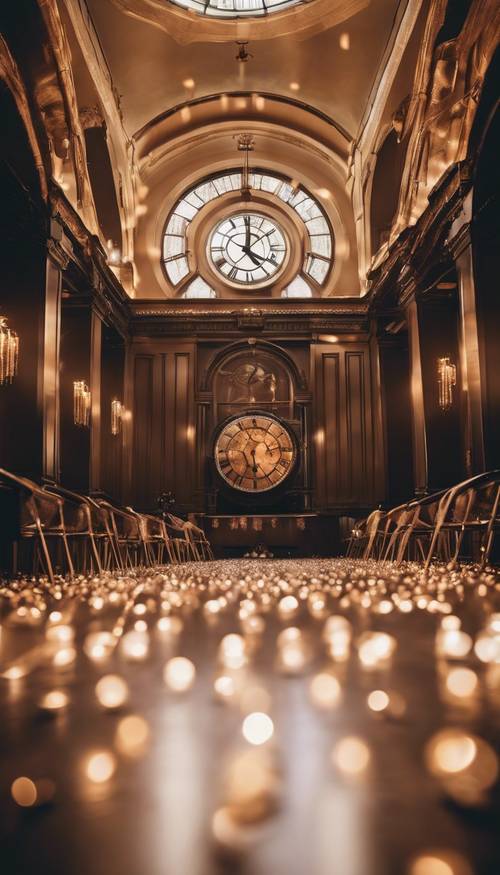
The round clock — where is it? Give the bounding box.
[209,213,287,285]
[215,413,296,493]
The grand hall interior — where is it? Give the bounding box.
[0,1,499,873]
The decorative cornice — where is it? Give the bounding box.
[368,160,473,308]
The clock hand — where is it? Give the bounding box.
[244,215,251,249]
[242,247,262,268]
[242,246,276,267]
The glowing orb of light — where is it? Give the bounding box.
[242,712,274,746]
[163,656,196,692]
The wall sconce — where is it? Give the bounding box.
[73,380,91,427]
[437,357,456,410]
[111,398,123,436]
[0,316,19,385]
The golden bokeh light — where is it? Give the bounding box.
[332,736,371,776]
[115,715,150,758]
[85,751,117,784]
[163,656,196,692]
[11,776,37,807]
[95,674,129,709]
[242,712,274,746]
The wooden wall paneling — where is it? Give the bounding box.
[344,350,367,503]
[132,354,154,508]
[379,340,414,504]
[369,330,387,504]
[407,300,428,495]
[128,341,196,511]
[59,305,92,492]
[89,310,102,493]
[100,333,125,502]
[320,350,341,508]
[313,342,377,510]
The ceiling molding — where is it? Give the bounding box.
[107,0,369,44]
[60,0,138,263]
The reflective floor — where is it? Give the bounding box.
[1,559,499,875]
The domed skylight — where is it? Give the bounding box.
[169,0,306,19]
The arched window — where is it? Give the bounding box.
[181,276,217,299]
[281,276,313,298]
[163,169,333,292]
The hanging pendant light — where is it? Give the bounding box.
[0,316,19,385]
[236,133,255,201]
[437,357,456,410]
[73,380,91,427]
[111,399,123,436]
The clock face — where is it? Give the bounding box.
[209,213,287,285]
[215,414,296,492]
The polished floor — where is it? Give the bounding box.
[1,558,499,875]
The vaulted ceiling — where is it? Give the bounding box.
[62,0,426,299]
[85,0,404,140]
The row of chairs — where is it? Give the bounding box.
[0,468,213,584]
[346,470,500,570]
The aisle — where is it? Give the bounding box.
[1,559,499,875]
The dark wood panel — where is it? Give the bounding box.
[129,343,196,511]
[313,343,381,510]
[132,355,154,508]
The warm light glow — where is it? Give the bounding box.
[367,689,390,712]
[219,633,247,669]
[95,674,129,709]
[11,777,37,807]
[445,667,478,698]
[73,380,91,427]
[437,357,457,410]
[111,399,123,436]
[0,315,19,385]
[277,595,299,620]
[409,852,473,875]
[242,712,274,745]
[38,690,69,712]
[182,78,195,89]
[332,736,371,776]
[115,715,150,758]
[163,656,196,692]
[339,32,350,50]
[84,631,115,662]
[309,672,342,709]
[425,730,477,775]
[120,630,149,661]
[85,751,116,784]
[358,632,396,668]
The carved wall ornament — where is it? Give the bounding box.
[79,106,106,130]
[393,0,500,236]
[0,35,48,199]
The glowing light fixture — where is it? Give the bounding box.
[437,357,456,410]
[0,316,19,385]
[73,380,91,427]
[111,399,123,436]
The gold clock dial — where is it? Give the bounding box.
[215,414,296,493]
